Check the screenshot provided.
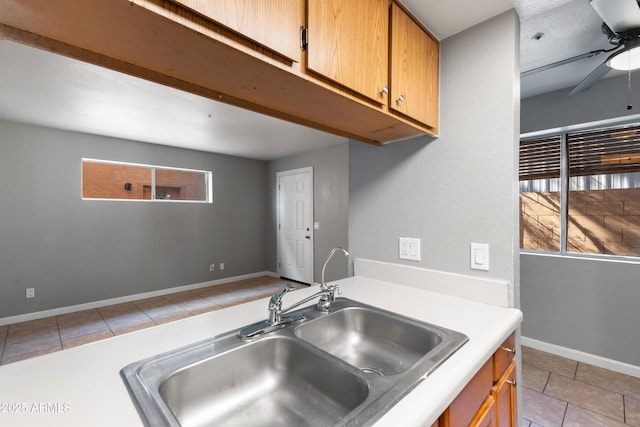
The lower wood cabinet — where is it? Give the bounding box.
[493,361,517,426]
[470,396,497,427]
[439,332,517,427]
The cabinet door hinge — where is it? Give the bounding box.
[300,26,308,51]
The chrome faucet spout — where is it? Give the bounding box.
[279,288,335,318]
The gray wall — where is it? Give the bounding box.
[522,71,640,133]
[349,11,520,305]
[521,254,640,366]
[0,119,268,317]
[267,142,349,284]
[521,73,640,366]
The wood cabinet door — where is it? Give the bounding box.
[389,2,439,129]
[471,397,498,427]
[307,0,388,103]
[493,361,517,427]
[170,0,301,61]
[444,359,493,427]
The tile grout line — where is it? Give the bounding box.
[54,315,63,352]
[526,348,638,427]
[0,329,5,364]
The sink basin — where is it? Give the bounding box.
[294,306,443,375]
[159,337,368,427]
[121,297,468,427]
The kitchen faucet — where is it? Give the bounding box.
[238,247,349,340]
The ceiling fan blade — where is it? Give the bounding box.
[590,0,640,33]
[569,60,611,95]
[521,50,604,77]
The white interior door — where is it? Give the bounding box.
[277,168,313,284]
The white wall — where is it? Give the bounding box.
[349,11,520,306]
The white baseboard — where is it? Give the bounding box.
[0,271,278,326]
[522,336,640,378]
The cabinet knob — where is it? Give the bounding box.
[501,346,516,355]
[395,94,405,103]
[506,379,517,387]
[379,86,388,95]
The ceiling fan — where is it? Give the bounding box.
[569,0,640,95]
[523,0,640,96]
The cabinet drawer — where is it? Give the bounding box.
[493,333,516,382]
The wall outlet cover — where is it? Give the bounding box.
[399,237,421,261]
[470,243,489,271]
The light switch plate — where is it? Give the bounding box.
[399,237,421,261]
[470,243,489,271]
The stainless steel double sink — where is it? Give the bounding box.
[120,297,468,427]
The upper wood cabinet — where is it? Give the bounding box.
[306,0,389,103]
[0,0,439,145]
[390,2,439,130]
[170,0,301,61]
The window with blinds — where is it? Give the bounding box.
[519,135,562,181]
[519,121,640,257]
[568,123,640,177]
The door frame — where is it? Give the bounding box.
[276,167,314,284]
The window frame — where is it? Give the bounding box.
[81,158,213,203]
[520,114,640,262]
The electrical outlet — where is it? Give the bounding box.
[26,288,35,298]
[399,237,421,261]
[219,263,225,271]
[209,263,215,272]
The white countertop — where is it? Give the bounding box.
[0,275,522,426]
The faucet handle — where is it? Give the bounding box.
[270,284,294,307]
[329,283,341,298]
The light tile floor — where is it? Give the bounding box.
[0,276,302,365]
[522,346,640,427]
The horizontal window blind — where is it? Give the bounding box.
[519,135,562,180]
[568,123,640,177]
